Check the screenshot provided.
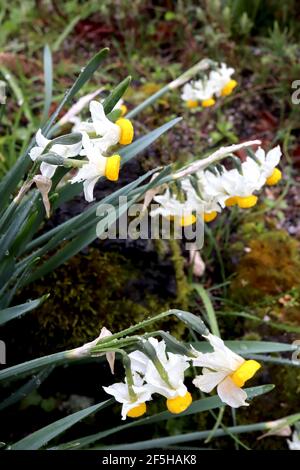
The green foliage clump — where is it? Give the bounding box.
[230,228,300,324]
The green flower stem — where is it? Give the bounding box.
[0,311,206,383]
[62,158,86,168]
[91,331,163,356]
[152,357,174,389]
[205,406,225,443]
[118,350,137,402]
[92,310,176,345]
[139,340,174,390]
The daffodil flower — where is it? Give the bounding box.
[193,79,216,107]
[29,129,82,178]
[221,164,265,208]
[181,62,236,108]
[209,63,237,97]
[131,338,192,415]
[79,101,133,153]
[181,83,200,108]
[71,132,120,202]
[192,333,261,408]
[254,145,282,186]
[151,189,196,226]
[198,170,231,210]
[103,373,153,420]
[182,79,216,108]
[287,430,300,450]
[182,178,222,223]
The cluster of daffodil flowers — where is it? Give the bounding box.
[29,100,133,202]
[103,333,261,420]
[181,62,237,109]
[151,145,282,226]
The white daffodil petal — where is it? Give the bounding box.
[52,141,82,158]
[129,350,149,376]
[103,382,130,404]
[29,147,43,162]
[40,162,57,179]
[266,145,281,167]
[142,340,189,399]
[90,100,107,126]
[217,377,249,408]
[193,369,227,393]
[83,177,98,202]
[192,334,244,372]
[287,431,300,450]
[35,128,50,148]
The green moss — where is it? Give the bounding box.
[15,245,192,356]
[18,249,170,354]
[169,237,191,311]
[229,228,300,325]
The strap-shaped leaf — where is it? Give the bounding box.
[42,48,109,136]
[61,385,273,450]
[102,76,131,114]
[22,167,160,257]
[41,44,53,124]
[17,117,179,263]
[193,284,220,336]
[0,351,72,383]
[19,168,162,282]
[0,338,289,385]
[173,310,209,335]
[0,197,34,261]
[120,117,182,164]
[0,366,53,412]
[0,48,109,206]
[0,295,48,326]
[10,399,113,450]
[25,190,140,283]
[190,340,298,354]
